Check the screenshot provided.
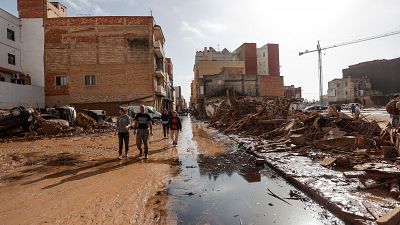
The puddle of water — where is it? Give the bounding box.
[167,117,342,225]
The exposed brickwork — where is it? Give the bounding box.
[259,75,284,97]
[244,43,257,75]
[18,0,46,18]
[45,73,69,96]
[267,44,280,76]
[44,16,156,107]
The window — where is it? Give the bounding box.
[0,77,5,82]
[8,53,15,65]
[85,75,96,86]
[7,29,15,41]
[56,76,68,86]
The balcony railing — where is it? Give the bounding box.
[154,40,165,58]
[155,85,166,96]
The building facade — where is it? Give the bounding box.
[0,6,45,109]
[191,43,284,111]
[342,58,400,96]
[15,0,173,115]
[284,85,302,99]
[327,77,376,106]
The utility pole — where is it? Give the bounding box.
[317,41,323,105]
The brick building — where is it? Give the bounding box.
[17,0,172,115]
[284,85,302,99]
[191,43,284,111]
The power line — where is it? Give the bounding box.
[299,29,400,104]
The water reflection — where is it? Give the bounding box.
[167,117,342,225]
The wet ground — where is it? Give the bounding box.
[167,117,343,225]
[0,127,179,225]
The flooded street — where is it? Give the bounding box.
[167,116,343,225]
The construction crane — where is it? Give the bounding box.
[299,30,400,104]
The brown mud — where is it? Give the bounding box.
[0,126,178,225]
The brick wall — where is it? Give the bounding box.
[267,44,280,76]
[18,0,46,18]
[234,43,257,75]
[244,43,257,75]
[259,75,284,97]
[44,16,156,107]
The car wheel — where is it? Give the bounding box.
[10,107,22,117]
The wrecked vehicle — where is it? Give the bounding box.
[0,106,36,136]
[41,106,76,124]
[82,109,106,122]
[302,105,328,113]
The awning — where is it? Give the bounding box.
[0,66,26,76]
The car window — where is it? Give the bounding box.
[147,108,154,114]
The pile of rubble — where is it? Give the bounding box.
[207,97,400,199]
[0,107,116,141]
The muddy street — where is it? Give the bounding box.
[167,117,343,225]
[0,125,179,225]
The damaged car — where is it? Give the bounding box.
[0,106,37,136]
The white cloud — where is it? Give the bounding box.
[63,0,108,16]
[198,21,227,33]
[180,21,205,37]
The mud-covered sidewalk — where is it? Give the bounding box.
[0,125,178,225]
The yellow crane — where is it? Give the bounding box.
[299,30,400,104]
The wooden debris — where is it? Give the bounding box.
[377,207,400,225]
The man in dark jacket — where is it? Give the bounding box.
[116,108,131,160]
[161,109,170,139]
[168,111,182,146]
[133,105,153,159]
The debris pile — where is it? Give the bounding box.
[75,113,97,130]
[0,108,116,141]
[208,96,400,199]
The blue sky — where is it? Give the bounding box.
[2,0,400,101]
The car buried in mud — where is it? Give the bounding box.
[0,106,36,136]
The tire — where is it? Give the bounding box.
[10,107,22,117]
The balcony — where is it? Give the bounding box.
[154,40,165,58]
[155,67,165,80]
[155,85,166,96]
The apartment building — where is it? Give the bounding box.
[327,76,377,107]
[16,0,173,115]
[0,6,45,108]
[191,43,284,110]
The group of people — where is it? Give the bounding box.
[350,104,361,119]
[115,105,182,160]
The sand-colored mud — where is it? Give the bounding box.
[0,126,178,225]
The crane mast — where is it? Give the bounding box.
[299,30,400,104]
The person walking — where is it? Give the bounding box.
[354,105,361,119]
[168,111,182,146]
[116,108,131,160]
[134,105,153,159]
[350,104,356,115]
[161,109,170,139]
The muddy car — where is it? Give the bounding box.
[40,106,76,124]
[0,106,36,136]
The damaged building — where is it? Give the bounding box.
[191,43,285,111]
[13,0,174,115]
[328,57,400,106]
